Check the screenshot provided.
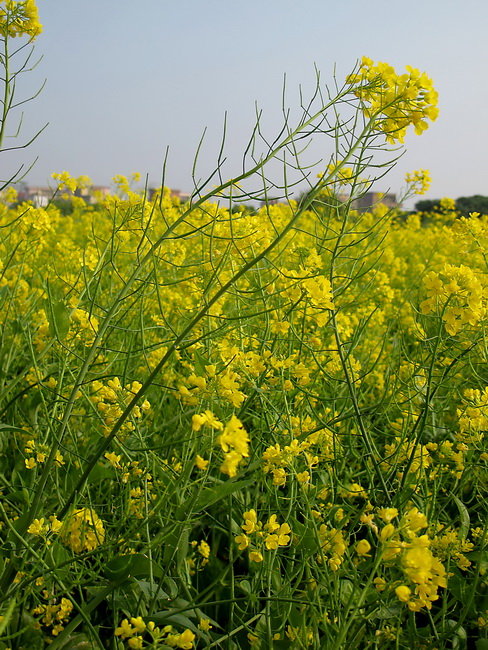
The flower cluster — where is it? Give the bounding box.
[59,507,105,553]
[457,386,488,444]
[187,539,211,574]
[405,169,431,195]
[347,57,439,143]
[191,410,251,476]
[32,596,73,637]
[372,507,448,611]
[262,419,337,488]
[0,0,42,39]
[235,510,291,563]
[216,414,250,477]
[420,263,485,335]
[24,438,64,469]
[90,377,151,435]
[317,525,348,570]
[115,617,195,649]
[27,515,63,536]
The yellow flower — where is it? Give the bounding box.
[395,585,411,602]
[192,410,223,431]
[130,617,146,634]
[379,523,396,541]
[51,171,78,192]
[401,507,428,534]
[264,514,280,533]
[217,415,249,456]
[356,539,372,556]
[198,540,210,559]
[219,450,243,477]
[195,454,209,470]
[277,523,291,546]
[115,619,135,639]
[167,628,195,649]
[104,451,122,468]
[347,58,438,143]
[60,508,105,553]
[242,509,259,534]
[198,618,213,631]
[235,534,250,550]
[0,0,43,39]
[49,516,63,534]
[265,534,280,550]
[377,507,398,523]
[27,518,47,535]
[249,550,264,563]
[296,470,310,484]
[217,415,250,477]
[405,169,431,195]
[374,577,387,591]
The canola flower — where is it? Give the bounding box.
[235,510,292,562]
[115,618,195,649]
[0,0,42,39]
[347,57,439,142]
[1,179,486,646]
[420,263,485,335]
[217,414,250,477]
[1,43,487,647]
[31,597,73,637]
[405,169,431,195]
[60,508,105,553]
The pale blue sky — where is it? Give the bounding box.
[5,0,488,205]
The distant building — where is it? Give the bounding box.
[260,190,400,211]
[75,185,111,203]
[352,191,399,211]
[148,188,190,203]
[168,188,190,202]
[13,184,111,206]
[17,185,51,207]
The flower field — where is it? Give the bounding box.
[0,3,487,648]
[0,176,487,649]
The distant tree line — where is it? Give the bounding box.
[415,195,488,217]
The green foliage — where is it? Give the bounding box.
[415,195,488,217]
[0,43,486,649]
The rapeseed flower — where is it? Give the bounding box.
[60,508,105,553]
[0,0,42,38]
[347,57,438,143]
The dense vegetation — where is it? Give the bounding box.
[0,3,486,648]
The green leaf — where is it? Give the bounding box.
[292,521,320,554]
[163,577,178,600]
[338,579,357,606]
[47,541,70,582]
[104,553,162,583]
[46,299,71,340]
[54,634,98,649]
[448,575,470,605]
[176,525,190,572]
[238,579,251,595]
[192,349,211,375]
[0,424,33,435]
[150,612,199,633]
[451,494,470,540]
[180,477,254,515]
[287,605,306,628]
[372,604,402,619]
[445,619,467,650]
[134,579,170,602]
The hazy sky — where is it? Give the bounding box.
[4,0,488,205]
